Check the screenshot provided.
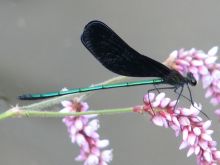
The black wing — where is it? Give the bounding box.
[81,20,171,77]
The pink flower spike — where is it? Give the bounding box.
[135,92,220,165]
[61,99,113,165]
[170,47,220,108]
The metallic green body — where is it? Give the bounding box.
[21,78,164,99]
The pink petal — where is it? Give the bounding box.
[70,126,77,135]
[179,141,188,150]
[89,119,100,130]
[210,97,220,105]
[152,100,161,107]
[61,100,72,107]
[176,66,184,72]
[205,56,218,65]
[101,149,113,163]
[97,139,109,148]
[84,126,94,136]
[193,127,201,136]
[169,100,177,107]
[161,116,168,128]
[191,60,203,66]
[75,119,83,130]
[214,109,220,115]
[172,116,180,128]
[185,56,192,62]
[182,128,189,141]
[144,93,155,103]
[195,52,208,59]
[190,116,202,123]
[86,154,99,165]
[165,113,172,121]
[80,102,89,112]
[208,46,218,56]
[194,146,200,155]
[170,124,180,135]
[203,120,212,129]
[180,108,192,116]
[169,50,178,58]
[75,154,85,161]
[206,130,214,135]
[209,140,217,147]
[152,115,164,127]
[202,75,213,88]
[76,133,87,146]
[213,151,220,159]
[160,98,171,108]
[198,66,209,75]
[201,133,212,141]
[155,92,166,101]
[205,88,213,98]
[212,70,220,80]
[187,147,194,157]
[188,133,197,145]
[203,151,212,162]
[179,116,190,126]
[199,140,208,150]
[176,59,190,66]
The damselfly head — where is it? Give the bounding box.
[186,72,197,86]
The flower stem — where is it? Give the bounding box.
[0,107,133,120]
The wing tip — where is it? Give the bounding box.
[81,20,108,42]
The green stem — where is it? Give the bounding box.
[0,107,133,120]
[0,111,15,120]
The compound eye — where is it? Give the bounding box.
[187,72,197,86]
[191,79,197,86]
